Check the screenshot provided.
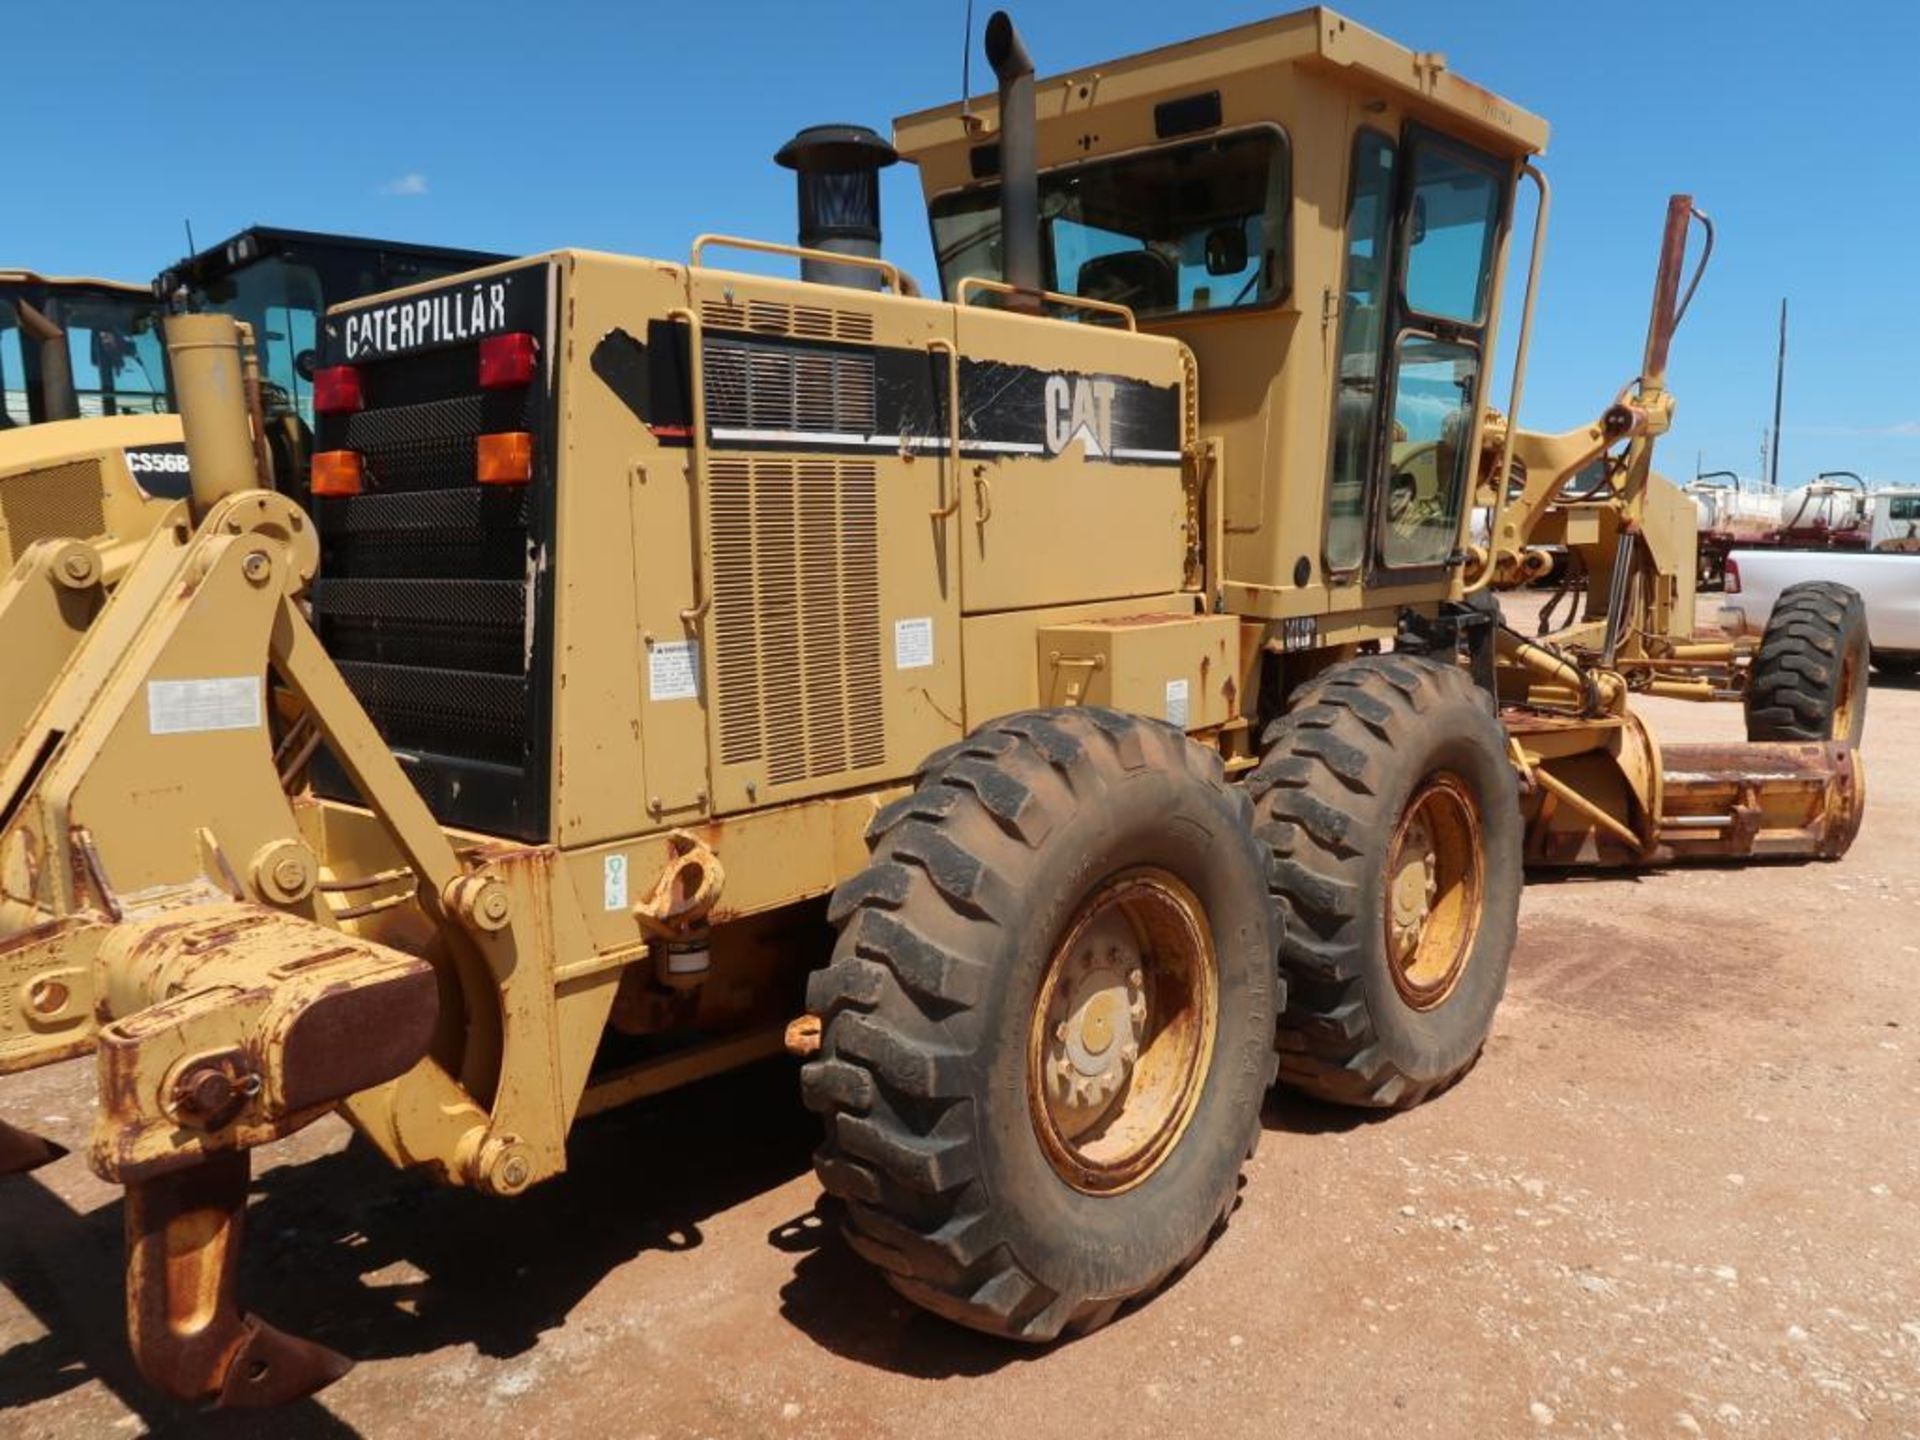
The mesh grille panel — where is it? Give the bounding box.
[310,296,550,839]
[334,661,529,767]
[339,386,538,493]
[1,460,106,555]
[698,298,875,345]
[709,457,883,785]
[310,578,527,673]
[705,341,875,435]
[316,487,531,579]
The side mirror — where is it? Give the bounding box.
[294,349,317,382]
[1204,224,1249,276]
[1410,194,1429,246]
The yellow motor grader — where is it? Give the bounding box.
[0,7,1865,1407]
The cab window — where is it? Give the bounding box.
[189,258,325,424]
[0,305,27,427]
[930,128,1290,319]
[1401,144,1504,324]
[1380,133,1505,569]
[61,301,169,418]
[1324,130,1397,573]
[1381,338,1479,568]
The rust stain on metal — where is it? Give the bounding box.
[124,1149,352,1405]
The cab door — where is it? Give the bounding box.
[1322,126,1509,586]
[1372,128,1508,580]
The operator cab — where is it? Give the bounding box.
[0,273,168,428]
[157,227,508,494]
[898,8,1546,614]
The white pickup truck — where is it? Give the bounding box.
[1722,550,1920,678]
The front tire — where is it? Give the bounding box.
[803,709,1279,1341]
[1745,581,1869,744]
[1251,655,1522,1110]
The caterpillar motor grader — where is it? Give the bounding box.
[0,7,1865,1409]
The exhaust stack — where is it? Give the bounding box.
[774,124,899,291]
[984,10,1041,309]
[163,313,266,518]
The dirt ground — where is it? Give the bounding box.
[4,671,1917,1439]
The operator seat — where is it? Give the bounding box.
[1076,250,1178,315]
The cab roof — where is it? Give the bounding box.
[158,225,507,295]
[0,270,150,296]
[895,6,1548,162]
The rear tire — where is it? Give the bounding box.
[804,709,1279,1341]
[1250,655,1522,1110]
[1745,582,1868,745]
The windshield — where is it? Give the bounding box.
[930,129,1289,320]
[0,283,169,428]
[185,257,325,426]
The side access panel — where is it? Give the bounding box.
[950,306,1189,614]
[683,268,964,815]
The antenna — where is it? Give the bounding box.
[183,218,198,257]
[960,0,975,120]
[1768,297,1786,492]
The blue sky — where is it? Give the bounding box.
[11,0,1915,485]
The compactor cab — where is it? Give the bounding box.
[1,271,170,428]
[0,8,1868,1411]
[0,228,506,570]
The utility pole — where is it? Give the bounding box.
[1768,298,1787,492]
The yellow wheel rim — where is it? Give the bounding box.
[1834,643,1862,741]
[1027,869,1218,1196]
[1384,774,1484,1011]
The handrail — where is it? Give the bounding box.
[689,234,912,295]
[1465,162,1550,596]
[925,338,963,520]
[665,307,711,625]
[953,275,1137,331]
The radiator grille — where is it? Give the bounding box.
[705,342,876,435]
[1,460,105,558]
[699,298,875,344]
[710,457,884,785]
[308,265,552,842]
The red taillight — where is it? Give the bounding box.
[477,432,533,485]
[313,365,362,415]
[478,332,537,389]
[1724,558,1741,594]
[312,450,364,497]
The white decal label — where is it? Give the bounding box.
[1164,678,1191,729]
[648,640,699,701]
[124,448,190,477]
[148,677,262,735]
[603,853,630,912]
[894,617,934,670]
[341,278,512,361]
